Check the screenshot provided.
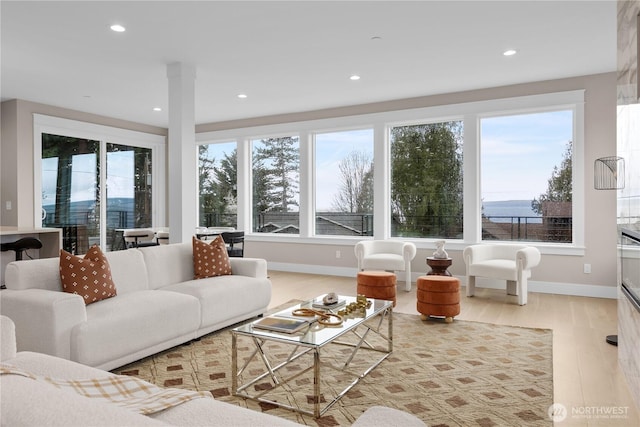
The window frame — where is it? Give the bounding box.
[250,133,302,235]
[196,90,585,254]
[478,107,577,245]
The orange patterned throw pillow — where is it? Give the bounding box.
[192,235,232,279]
[59,245,117,305]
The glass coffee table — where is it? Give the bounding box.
[231,295,393,418]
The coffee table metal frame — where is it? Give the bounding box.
[231,296,393,418]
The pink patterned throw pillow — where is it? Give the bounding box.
[59,245,117,305]
[192,235,232,279]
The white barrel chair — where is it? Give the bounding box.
[463,244,541,305]
[354,240,417,291]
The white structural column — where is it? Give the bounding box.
[167,62,197,243]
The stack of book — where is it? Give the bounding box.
[252,315,313,334]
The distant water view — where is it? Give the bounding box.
[482,200,542,223]
[43,198,542,228]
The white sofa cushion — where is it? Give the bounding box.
[351,405,427,427]
[102,248,150,294]
[161,276,271,328]
[3,248,150,294]
[72,290,200,368]
[4,257,61,291]
[139,243,195,289]
[1,373,166,426]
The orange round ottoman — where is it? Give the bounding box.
[357,271,397,307]
[416,275,460,323]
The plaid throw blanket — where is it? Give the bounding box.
[0,364,212,415]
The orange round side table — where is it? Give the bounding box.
[356,271,397,307]
[416,275,460,323]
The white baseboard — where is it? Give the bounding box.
[268,262,618,300]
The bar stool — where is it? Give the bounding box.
[0,237,43,261]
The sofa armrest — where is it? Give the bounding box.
[352,406,426,426]
[1,315,16,361]
[229,257,268,278]
[516,246,541,271]
[0,289,86,360]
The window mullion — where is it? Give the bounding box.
[373,123,389,239]
[463,115,481,243]
[99,140,107,251]
[299,131,312,237]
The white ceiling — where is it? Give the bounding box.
[1,1,617,128]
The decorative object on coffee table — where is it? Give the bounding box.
[416,275,460,323]
[357,270,397,307]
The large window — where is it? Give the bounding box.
[252,136,300,233]
[195,90,584,248]
[315,129,374,236]
[480,110,573,242]
[198,141,238,228]
[390,121,464,238]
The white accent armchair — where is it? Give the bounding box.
[355,240,417,291]
[463,244,541,305]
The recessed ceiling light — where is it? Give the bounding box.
[237,93,247,99]
[152,107,162,112]
[350,75,361,81]
[503,49,517,56]
[110,24,126,33]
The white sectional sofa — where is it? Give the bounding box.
[1,316,426,426]
[0,242,272,371]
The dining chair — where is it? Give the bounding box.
[221,231,244,257]
[123,229,158,248]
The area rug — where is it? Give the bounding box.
[113,304,553,427]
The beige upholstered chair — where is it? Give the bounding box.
[463,244,541,305]
[354,240,417,291]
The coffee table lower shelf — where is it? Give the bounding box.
[231,298,392,418]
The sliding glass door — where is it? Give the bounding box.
[106,143,153,250]
[36,115,165,254]
[42,134,100,254]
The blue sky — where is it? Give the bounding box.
[203,111,571,210]
[481,110,573,202]
[42,151,135,205]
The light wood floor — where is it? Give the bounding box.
[267,270,640,427]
